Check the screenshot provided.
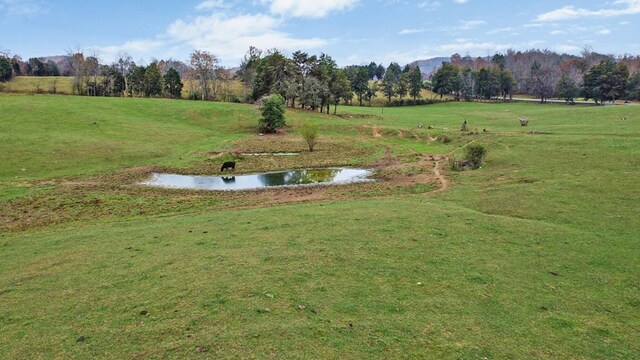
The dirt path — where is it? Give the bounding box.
[431,155,450,192]
[421,155,450,193]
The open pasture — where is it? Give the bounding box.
[0,94,638,358]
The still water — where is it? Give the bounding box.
[141,168,372,191]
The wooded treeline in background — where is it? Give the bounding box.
[1,47,639,107]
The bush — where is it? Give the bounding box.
[301,123,319,152]
[387,99,438,107]
[465,145,486,168]
[259,94,286,133]
[453,145,486,171]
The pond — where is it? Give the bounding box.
[141,168,372,191]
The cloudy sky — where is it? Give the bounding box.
[1,0,639,66]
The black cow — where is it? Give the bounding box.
[220,161,236,172]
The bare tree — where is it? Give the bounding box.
[66,47,86,94]
[189,50,219,100]
[114,52,134,96]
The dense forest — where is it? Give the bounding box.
[1,47,639,106]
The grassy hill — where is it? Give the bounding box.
[0,94,638,358]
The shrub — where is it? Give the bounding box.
[259,94,286,133]
[301,123,319,152]
[453,145,486,170]
[387,99,439,107]
[465,145,486,168]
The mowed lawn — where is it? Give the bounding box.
[0,94,639,359]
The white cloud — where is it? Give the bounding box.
[437,40,511,53]
[0,0,42,16]
[378,49,439,65]
[536,0,640,22]
[418,1,441,11]
[92,40,167,63]
[399,28,425,35]
[268,0,359,18]
[460,20,486,30]
[550,30,566,35]
[196,0,229,11]
[554,44,581,53]
[598,28,612,35]
[486,27,516,35]
[167,13,327,62]
[452,0,469,3]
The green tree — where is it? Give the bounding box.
[27,57,46,76]
[583,60,629,104]
[252,50,294,102]
[0,57,13,82]
[408,66,423,100]
[259,94,286,133]
[365,81,379,106]
[492,53,506,70]
[626,71,640,101]
[44,60,60,76]
[102,66,126,96]
[310,53,337,113]
[352,66,369,106]
[499,70,516,100]
[475,68,500,100]
[382,62,401,103]
[556,73,580,103]
[129,65,146,97]
[375,64,385,80]
[330,70,352,114]
[397,72,409,99]
[432,62,460,100]
[163,68,183,98]
[143,62,163,97]
[292,51,317,108]
[367,62,378,80]
[300,123,319,152]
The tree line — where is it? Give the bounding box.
[2,47,640,104]
[430,49,640,103]
[239,47,428,113]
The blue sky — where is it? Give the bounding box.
[1,0,639,67]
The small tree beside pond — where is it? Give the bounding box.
[301,123,319,152]
[259,94,286,133]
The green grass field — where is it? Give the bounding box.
[0,94,639,359]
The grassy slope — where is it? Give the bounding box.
[0,94,258,182]
[0,95,639,358]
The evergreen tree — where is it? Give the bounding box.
[556,73,580,103]
[382,62,401,102]
[0,57,12,82]
[432,62,460,99]
[408,66,423,100]
[143,62,163,97]
[163,68,183,98]
[259,94,286,133]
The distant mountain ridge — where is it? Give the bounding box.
[409,57,450,78]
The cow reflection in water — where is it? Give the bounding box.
[221,176,236,184]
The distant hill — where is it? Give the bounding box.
[409,57,450,79]
[38,55,72,75]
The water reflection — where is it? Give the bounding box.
[142,168,372,191]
